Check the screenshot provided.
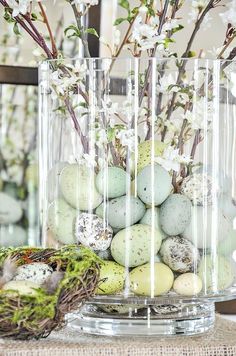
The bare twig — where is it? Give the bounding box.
[38,2,58,58]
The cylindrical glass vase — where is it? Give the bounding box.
[39,58,236,336]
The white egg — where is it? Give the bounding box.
[0,192,23,224]
[173,273,202,296]
[14,262,53,285]
[3,280,40,296]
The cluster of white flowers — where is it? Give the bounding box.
[8,0,31,17]
[219,0,236,28]
[116,129,136,152]
[183,97,213,130]
[155,146,192,172]
[131,16,164,51]
[188,2,212,30]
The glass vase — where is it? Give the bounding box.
[39,58,236,336]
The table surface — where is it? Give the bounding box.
[0,315,236,356]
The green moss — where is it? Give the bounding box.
[0,245,100,330]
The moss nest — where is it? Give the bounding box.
[0,245,100,340]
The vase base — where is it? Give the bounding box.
[68,302,215,337]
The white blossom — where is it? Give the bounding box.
[116,129,136,152]
[130,16,165,51]
[192,0,208,9]
[183,98,213,130]
[96,128,108,148]
[8,0,31,17]
[155,146,192,172]
[157,73,177,92]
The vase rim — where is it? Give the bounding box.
[42,57,236,63]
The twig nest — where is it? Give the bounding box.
[0,192,23,224]
[111,224,162,268]
[173,273,202,296]
[13,263,53,285]
[96,196,146,229]
[59,164,102,210]
[3,280,41,296]
[180,173,213,205]
[96,166,130,198]
[75,213,113,251]
[160,236,200,273]
[0,245,100,340]
[129,262,174,296]
[159,194,192,236]
[137,164,172,206]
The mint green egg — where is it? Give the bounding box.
[140,207,167,240]
[198,255,235,292]
[59,164,102,211]
[96,196,146,229]
[96,261,126,295]
[137,164,172,206]
[218,229,236,257]
[96,167,130,198]
[111,224,162,267]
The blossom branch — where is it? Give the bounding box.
[38,2,58,58]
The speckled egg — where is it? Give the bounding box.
[181,173,213,205]
[198,255,235,292]
[3,280,40,296]
[129,262,174,296]
[159,194,192,236]
[14,263,53,285]
[136,140,166,173]
[75,213,113,251]
[60,164,102,210]
[173,273,202,296]
[137,164,172,206]
[0,225,27,247]
[160,236,200,273]
[96,167,130,198]
[95,261,126,295]
[140,208,167,240]
[0,192,23,224]
[48,198,77,245]
[182,206,229,249]
[96,196,146,230]
[111,224,162,267]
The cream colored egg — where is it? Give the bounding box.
[3,280,40,296]
[173,273,202,296]
[48,198,77,244]
[129,262,174,296]
[59,164,102,211]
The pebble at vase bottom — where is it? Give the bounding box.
[39,58,236,336]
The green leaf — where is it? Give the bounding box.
[13,23,20,36]
[172,24,184,34]
[31,13,38,21]
[114,17,127,26]
[64,25,81,39]
[86,28,99,37]
[4,8,14,23]
[119,0,130,11]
